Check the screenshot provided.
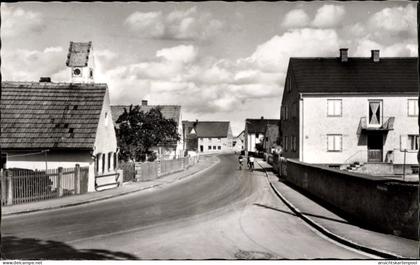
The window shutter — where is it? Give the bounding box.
[400,135,408,151]
[327,135,334,151]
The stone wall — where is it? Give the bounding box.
[275,158,419,240]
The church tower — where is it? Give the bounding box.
[66,41,95,83]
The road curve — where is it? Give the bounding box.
[1,154,372,259]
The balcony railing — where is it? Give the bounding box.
[357,116,395,134]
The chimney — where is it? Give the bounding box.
[39,77,51,82]
[371,50,380,62]
[261,116,264,120]
[339,48,348,62]
[141,100,148,106]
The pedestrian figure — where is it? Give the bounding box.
[238,155,244,170]
[249,156,255,171]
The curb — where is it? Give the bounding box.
[3,158,220,217]
[255,160,406,260]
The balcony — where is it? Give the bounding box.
[357,116,395,134]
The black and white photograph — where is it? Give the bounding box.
[0,1,419,262]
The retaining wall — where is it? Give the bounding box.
[275,158,419,240]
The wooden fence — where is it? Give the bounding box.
[1,165,89,206]
[121,155,199,183]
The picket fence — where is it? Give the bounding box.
[1,165,89,206]
[121,155,199,182]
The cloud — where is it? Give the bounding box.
[1,3,45,38]
[248,28,340,72]
[105,28,341,114]
[368,4,416,36]
[124,11,165,38]
[312,5,345,28]
[156,45,198,64]
[125,6,224,41]
[354,39,418,57]
[281,9,310,28]
[1,46,66,82]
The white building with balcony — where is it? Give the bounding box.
[280,48,418,175]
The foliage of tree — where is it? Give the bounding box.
[116,105,180,162]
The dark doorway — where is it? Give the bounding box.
[367,133,383,162]
[200,145,204,152]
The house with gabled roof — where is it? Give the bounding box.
[111,100,184,160]
[244,117,280,154]
[183,120,233,154]
[280,48,418,175]
[1,81,119,192]
[0,41,120,191]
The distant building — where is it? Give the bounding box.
[280,48,418,174]
[244,117,280,154]
[111,100,184,160]
[1,81,119,192]
[66,41,95,83]
[262,123,280,154]
[183,121,233,154]
[233,130,245,153]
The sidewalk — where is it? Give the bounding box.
[2,156,219,217]
[256,159,419,259]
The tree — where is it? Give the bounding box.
[116,105,180,162]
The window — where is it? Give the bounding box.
[89,68,93,79]
[213,146,216,150]
[327,99,342,117]
[408,99,418,116]
[368,100,382,126]
[218,146,221,150]
[327,135,342,152]
[284,136,288,151]
[105,112,109,126]
[108,152,112,171]
[208,138,211,141]
[408,135,419,151]
[113,152,117,169]
[292,136,296,152]
[102,153,106,173]
[287,78,292,92]
[292,102,297,119]
[208,146,211,150]
[96,153,101,174]
[285,106,289,120]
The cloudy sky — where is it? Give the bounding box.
[1,1,417,135]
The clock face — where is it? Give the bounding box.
[73,68,81,76]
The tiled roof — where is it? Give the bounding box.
[1,81,107,150]
[183,121,230,138]
[111,105,181,128]
[245,119,280,134]
[66,41,92,67]
[289,57,418,93]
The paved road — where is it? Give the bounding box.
[1,154,372,259]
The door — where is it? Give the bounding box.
[200,145,203,152]
[367,133,383,162]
